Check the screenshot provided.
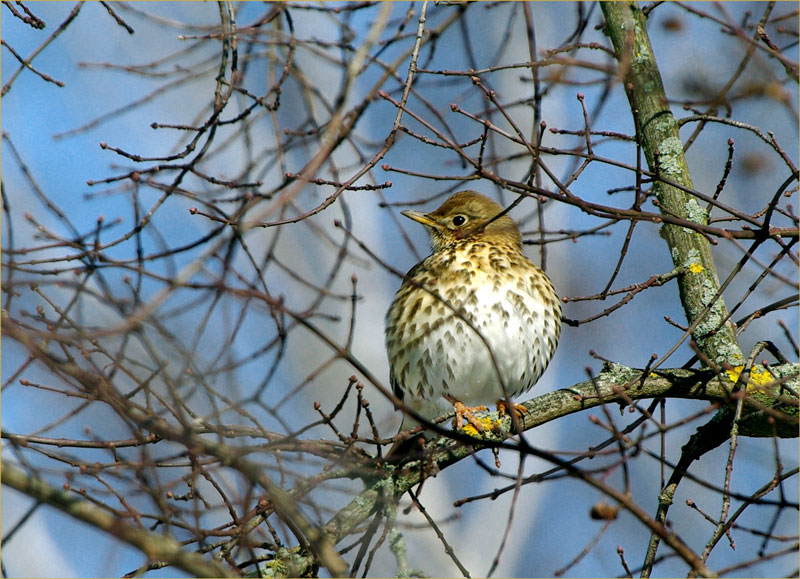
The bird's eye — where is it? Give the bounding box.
[452,215,468,227]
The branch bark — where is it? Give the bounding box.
[599,3,774,576]
[319,362,797,578]
[600,0,743,367]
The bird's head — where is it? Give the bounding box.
[401,190,522,252]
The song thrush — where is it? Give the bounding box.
[385,191,561,454]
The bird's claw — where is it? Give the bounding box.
[496,399,528,421]
[446,396,488,432]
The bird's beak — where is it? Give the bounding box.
[400,210,438,228]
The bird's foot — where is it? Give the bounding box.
[496,399,528,420]
[496,399,528,433]
[445,395,488,432]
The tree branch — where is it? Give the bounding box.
[600,1,744,367]
[2,463,236,578]
[320,362,798,576]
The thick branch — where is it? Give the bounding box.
[326,362,799,540]
[600,1,744,366]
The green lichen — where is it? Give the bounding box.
[670,246,680,265]
[603,361,642,382]
[684,198,708,226]
[687,276,742,366]
[693,279,722,335]
[656,136,685,179]
[683,248,701,264]
[633,42,651,65]
[256,547,313,578]
[657,485,675,506]
[260,559,288,578]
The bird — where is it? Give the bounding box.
[384,190,561,457]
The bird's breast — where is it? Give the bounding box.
[385,246,560,418]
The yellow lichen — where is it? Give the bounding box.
[689,262,704,274]
[460,414,499,437]
[726,365,774,390]
[726,366,741,382]
[461,423,480,436]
